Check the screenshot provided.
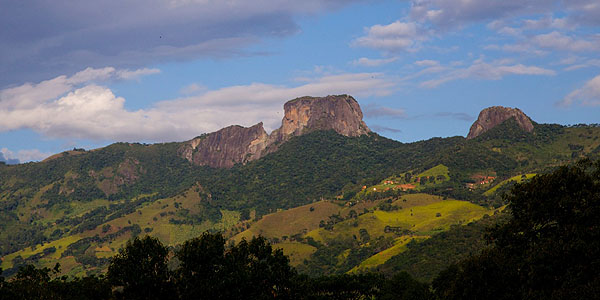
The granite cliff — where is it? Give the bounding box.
[467,106,534,139]
[178,123,268,168]
[179,95,371,168]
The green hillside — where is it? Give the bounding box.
[484,173,537,196]
[1,122,600,278]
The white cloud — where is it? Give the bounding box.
[414,60,440,67]
[421,59,556,88]
[522,16,572,30]
[352,57,399,67]
[410,0,554,28]
[563,58,600,71]
[559,74,600,106]
[0,148,51,163]
[353,21,427,52]
[116,68,161,80]
[532,31,600,52]
[0,67,395,142]
[497,27,523,37]
[179,83,207,95]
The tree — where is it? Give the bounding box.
[222,236,296,299]
[0,264,110,300]
[380,271,432,300]
[433,159,600,300]
[302,273,382,300]
[175,232,226,299]
[107,236,174,300]
[176,232,296,300]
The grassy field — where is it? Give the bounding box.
[231,198,390,243]
[1,184,242,276]
[484,173,537,196]
[274,242,317,266]
[306,194,492,244]
[232,200,342,243]
[349,236,428,273]
[417,164,450,181]
[1,234,82,270]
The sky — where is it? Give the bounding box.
[1,0,600,164]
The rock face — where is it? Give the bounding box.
[179,95,370,168]
[178,123,268,168]
[268,95,371,146]
[467,106,534,139]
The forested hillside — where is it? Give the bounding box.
[2,159,598,299]
[1,121,600,279]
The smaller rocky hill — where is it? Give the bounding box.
[179,95,371,168]
[467,106,533,139]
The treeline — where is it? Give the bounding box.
[433,159,600,299]
[0,233,431,300]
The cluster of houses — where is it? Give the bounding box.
[466,175,496,190]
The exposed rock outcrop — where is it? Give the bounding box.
[467,106,534,139]
[268,95,370,146]
[179,95,370,168]
[178,123,268,168]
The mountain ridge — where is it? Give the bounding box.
[467,106,534,139]
[177,94,370,168]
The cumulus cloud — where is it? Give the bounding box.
[0,0,364,87]
[0,67,395,142]
[532,31,600,52]
[559,74,600,106]
[0,148,51,163]
[352,57,399,67]
[353,21,428,52]
[0,67,158,111]
[421,59,556,88]
[0,149,20,164]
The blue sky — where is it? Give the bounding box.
[1,0,600,163]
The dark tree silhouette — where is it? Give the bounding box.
[107,236,174,300]
[433,159,600,300]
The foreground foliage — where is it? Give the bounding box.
[433,159,600,299]
[0,233,430,300]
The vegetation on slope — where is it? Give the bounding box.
[2,123,600,278]
[2,158,598,299]
[433,159,600,299]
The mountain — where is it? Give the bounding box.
[1,98,600,279]
[177,95,370,168]
[467,106,534,139]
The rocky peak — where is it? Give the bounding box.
[467,106,534,139]
[269,95,371,145]
[179,95,370,168]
